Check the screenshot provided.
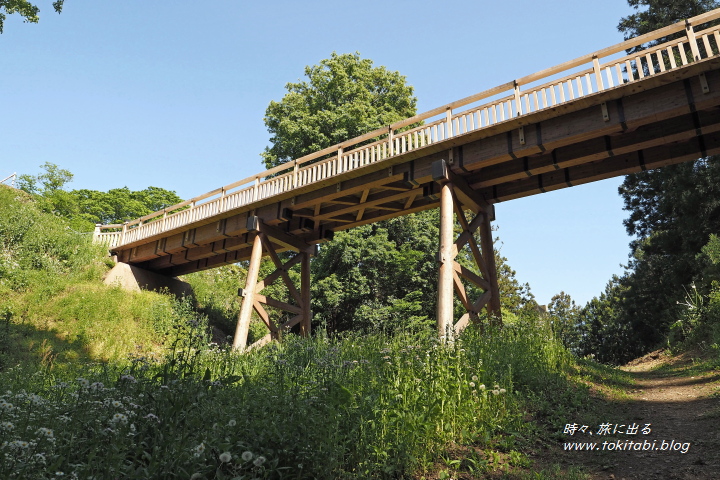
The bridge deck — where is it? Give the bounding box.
[97,10,720,278]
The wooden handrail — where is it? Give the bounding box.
[96,7,720,240]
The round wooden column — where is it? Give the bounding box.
[233,233,264,351]
[437,181,455,339]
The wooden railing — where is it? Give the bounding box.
[1,173,16,188]
[95,9,720,249]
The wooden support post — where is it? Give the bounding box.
[233,233,263,351]
[479,210,502,324]
[437,181,455,340]
[300,251,311,336]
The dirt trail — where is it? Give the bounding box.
[583,350,720,480]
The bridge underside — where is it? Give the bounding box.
[111,57,720,347]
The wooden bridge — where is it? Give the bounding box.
[95,10,720,349]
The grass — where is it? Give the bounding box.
[0,318,597,479]
[0,184,612,478]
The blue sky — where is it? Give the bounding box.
[1,0,640,306]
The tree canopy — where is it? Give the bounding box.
[576,0,720,363]
[0,0,63,33]
[18,163,182,229]
[260,53,535,334]
[261,52,417,170]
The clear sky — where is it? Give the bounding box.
[1,0,641,306]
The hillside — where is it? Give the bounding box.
[2,184,719,479]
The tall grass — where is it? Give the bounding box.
[0,315,580,479]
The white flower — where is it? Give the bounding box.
[227,419,236,427]
[193,443,206,458]
[76,378,89,387]
[36,427,54,438]
[120,374,136,383]
[219,452,232,463]
[469,382,476,388]
[479,384,486,390]
[253,456,266,466]
[492,389,500,395]
[241,450,253,461]
[111,413,128,424]
[0,421,14,430]
[499,388,506,394]
[471,375,479,382]
[112,400,122,408]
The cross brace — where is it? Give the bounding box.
[434,158,502,339]
[232,217,312,351]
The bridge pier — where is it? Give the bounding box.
[434,159,502,340]
[233,217,315,351]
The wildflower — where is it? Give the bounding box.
[90,382,104,390]
[479,384,486,390]
[144,413,160,422]
[472,375,479,382]
[9,440,30,449]
[253,455,267,467]
[58,415,71,423]
[112,400,122,408]
[33,453,46,463]
[227,419,237,427]
[469,382,476,388]
[120,374,136,383]
[111,413,128,424]
[219,452,232,463]
[76,378,89,387]
[193,443,206,457]
[499,388,507,394]
[492,389,500,395]
[241,450,253,462]
[36,427,54,439]
[0,421,14,430]
[0,399,14,410]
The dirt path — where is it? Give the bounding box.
[582,350,720,480]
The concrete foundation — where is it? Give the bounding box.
[103,262,193,298]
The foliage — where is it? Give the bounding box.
[18,163,182,230]
[548,291,582,352]
[0,185,193,368]
[617,0,719,54]
[0,0,62,33]
[577,1,720,363]
[0,315,587,479]
[261,52,417,170]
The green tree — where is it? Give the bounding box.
[0,0,63,33]
[261,52,417,169]
[579,0,720,363]
[262,53,535,334]
[547,291,581,351]
[18,163,183,229]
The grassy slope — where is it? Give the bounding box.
[0,185,185,368]
[7,185,715,479]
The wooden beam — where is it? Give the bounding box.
[258,233,303,306]
[254,294,303,315]
[453,261,491,292]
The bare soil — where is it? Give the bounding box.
[579,350,720,480]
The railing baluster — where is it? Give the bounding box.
[593,56,604,91]
[625,59,635,81]
[686,21,701,61]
